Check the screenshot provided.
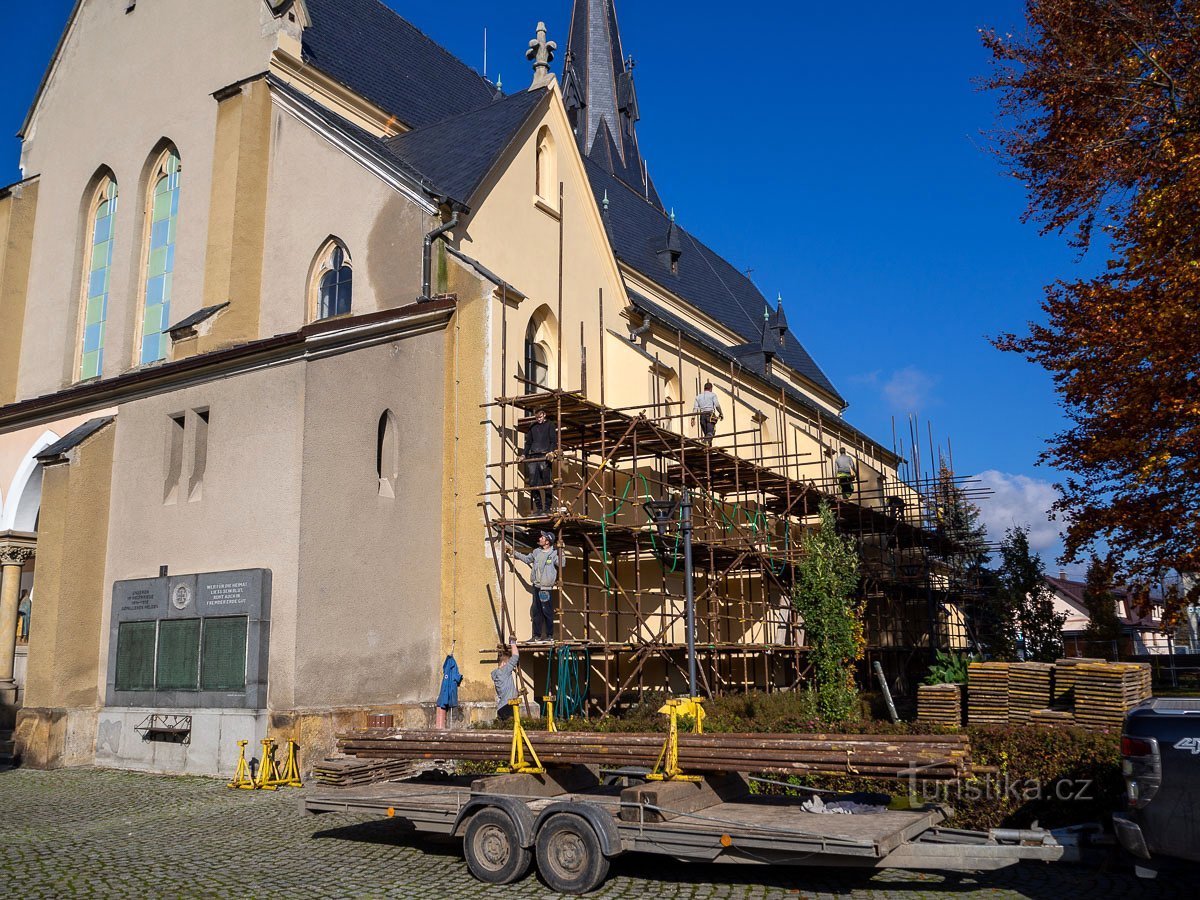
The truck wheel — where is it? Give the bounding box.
[535,813,610,895]
[463,808,532,885]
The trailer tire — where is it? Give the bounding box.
[535,813,610,895]
[463,808,533,885]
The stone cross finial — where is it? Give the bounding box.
[527,21,557,89]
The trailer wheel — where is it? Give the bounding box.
[535,813,610,895]
[463,808,532,885]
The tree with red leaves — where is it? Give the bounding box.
[984,1,1200,621]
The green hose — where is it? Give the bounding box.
[543,645,590,720]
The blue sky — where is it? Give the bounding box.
[0,1,1096,574]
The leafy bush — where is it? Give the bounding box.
[924,650,972,685]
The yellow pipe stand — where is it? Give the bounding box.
[648,699,704,783]
[227,740,256,790]
[498,700,545,775]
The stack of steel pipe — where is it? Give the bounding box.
[336,730,972,780]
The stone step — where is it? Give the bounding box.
[0,730,14,763]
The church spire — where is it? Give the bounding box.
[564,0,662,209]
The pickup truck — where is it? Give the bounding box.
[1115,697,1200,876]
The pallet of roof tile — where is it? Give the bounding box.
[916,684,963,727]
[1074,663,1152,730]
[1009,663,1054,725]
[966,662,1010,725]
[1030,708,1075,729]
[313,757,451,787]
[1053,658,1103,708]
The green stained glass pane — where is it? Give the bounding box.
[115,621,156,691]
[80,350,100,381]
[91,241,109,270]
[201,617,248,691]
[86,296,104,325]
[166,152,180,175]
[156,619,200,691]
[153,187,172,221]
[149,246,168,277]
[142,303,163,335]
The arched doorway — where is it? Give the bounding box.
[0,431,54,702]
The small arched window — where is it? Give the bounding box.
[377,410,398,498]
[138,148,182,365]
[535,126,557,205]
[524,318,550,395]
[78,176,118,381]
[313,240,353,320]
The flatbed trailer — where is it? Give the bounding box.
[302,772,1067,894]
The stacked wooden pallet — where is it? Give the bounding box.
[1009,663,1055,725]
[313,756,450,787]
[1074,662,1152,730]
[1053,658,1103,708]
[966,662,1010,725]
[337,729,974,780]
[1030,709,1076,729]
[916,684,963,727]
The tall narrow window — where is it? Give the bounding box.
[189,408,209,502]
[377,410,398,498]
[139,149,182,365]
[164,413,186,504]
[535,126,556,205]
[312,240,353,320]
[524,319,549,395]
[78,178,118,381]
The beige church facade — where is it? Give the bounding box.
[0,0,947,775]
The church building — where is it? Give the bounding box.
[0,0,939,775]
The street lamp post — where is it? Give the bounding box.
[645,492,697,699]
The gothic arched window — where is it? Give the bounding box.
[313,240,353,320]
[524,318,550,394]
[138,147,181,365]
[78,176,118,381]
[535,126,557,206]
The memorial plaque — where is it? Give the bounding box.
[113,578,168,620]
[196,569,267,618]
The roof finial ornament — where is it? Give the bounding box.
[670,207,676,223]
[527,21,557,90]
[603,190,610,212]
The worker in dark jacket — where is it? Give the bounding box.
[524,408,558,516]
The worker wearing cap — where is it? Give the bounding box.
[507,531,562,642]
[694,382,723,445]
[833,447,858,500]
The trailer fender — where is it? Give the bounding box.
[533,802,622,858]
[452,797,537,848]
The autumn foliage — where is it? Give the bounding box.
[984,1,1200,618]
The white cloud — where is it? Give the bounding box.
[975,470,1062,554]
[882,367,938,413]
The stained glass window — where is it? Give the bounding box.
[139,150,181,365]
[79,179,118,381]
[317,244,353,319]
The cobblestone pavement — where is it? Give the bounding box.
[2,767,1198,899]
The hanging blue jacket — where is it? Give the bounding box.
[437,655,462,709]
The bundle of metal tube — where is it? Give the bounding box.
[336,730,972,780]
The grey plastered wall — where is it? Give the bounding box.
[259,107,430,338]
[16,0,281,398]
[294,330,447,708]
[100,362,305,711]
[106,568,271,709]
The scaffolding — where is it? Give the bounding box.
[478,263,989,714]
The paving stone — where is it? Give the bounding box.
[0,768,1198,898]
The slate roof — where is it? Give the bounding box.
[302,0,498,130]
[35,417,115,462]
[383,89,549,206]
[627,292,882,452]
[590,158,845,406]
